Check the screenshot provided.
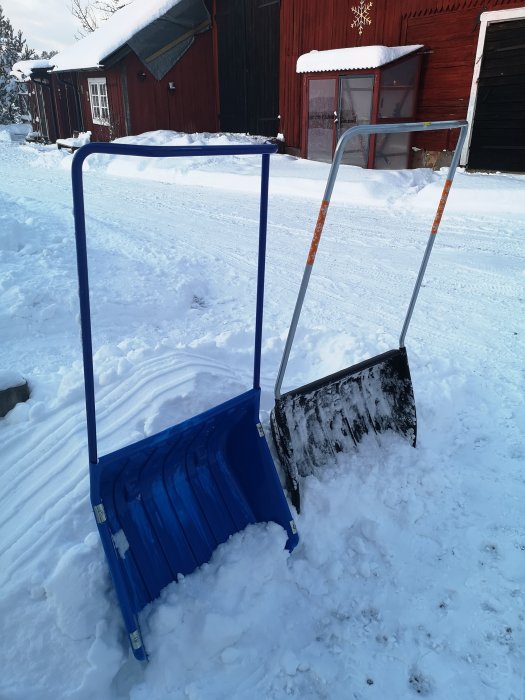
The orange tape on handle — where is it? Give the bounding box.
[431,179,452,235]
[307,200,329,265]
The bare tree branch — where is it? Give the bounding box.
[71,0,99,38]
[71,0,130,38]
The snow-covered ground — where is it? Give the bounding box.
[1,125,524,700]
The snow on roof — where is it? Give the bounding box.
[10,59,54,81]
[51,0,185,72]
[296,45,423,73]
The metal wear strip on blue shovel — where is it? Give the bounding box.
[71,142,298,661]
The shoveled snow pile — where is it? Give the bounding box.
[1,128,524,700]
[57,131,92,151]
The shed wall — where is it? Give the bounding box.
[279,0,525,153]
[124,31,217,136]
[77,67,125,141]
[26,75,58,142]
[214,0,280,136]
[60,30,217,143]
[53,72,84,139]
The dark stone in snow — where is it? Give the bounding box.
[0,374,30,417]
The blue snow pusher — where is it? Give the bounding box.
[71,143,298,661]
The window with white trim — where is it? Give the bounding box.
[88,77,110,125]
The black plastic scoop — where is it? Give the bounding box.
[271,121,468,511]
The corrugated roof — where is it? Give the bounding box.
[296,45,423,73]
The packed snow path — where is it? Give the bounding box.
[1,127,524,699]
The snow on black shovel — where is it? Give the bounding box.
[271,120,468,511]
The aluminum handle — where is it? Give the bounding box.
[274,120,468,400]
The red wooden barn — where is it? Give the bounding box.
[42,0,217,143]
[279,0,525,171]
[11,0,525,171]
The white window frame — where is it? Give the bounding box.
[461,7,525,165]
[87,77,110,126]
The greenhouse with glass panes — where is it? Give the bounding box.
[297,45,423,168]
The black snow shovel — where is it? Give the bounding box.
[271,120,468,511]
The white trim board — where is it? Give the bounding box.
[461,7,525,166]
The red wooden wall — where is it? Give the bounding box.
[27,78,57,141]
[52,73,81,140]
[58,30,217,142]
[279,0,525,153]
[124,31,218,136]
[74,67,124,141]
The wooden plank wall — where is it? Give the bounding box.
[70,31,217,142]
[76,68,125,141]
[280,0,525,152]
[52,73,82,139]
[404,6,484,152]
[124,32,218,136]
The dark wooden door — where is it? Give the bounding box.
[35,83,50,141]
[215,0,280,136]
[468,18,525,172]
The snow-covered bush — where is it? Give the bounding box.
[0,5,35,124]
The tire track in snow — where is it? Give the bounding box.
[0,349,245,586]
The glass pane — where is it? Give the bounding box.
[307,78,336,162]
[89,81,111,123]
[374,132,410,169]
[378,56,418,119]
[339,75,374,167]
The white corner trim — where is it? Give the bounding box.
[461,6,525,166]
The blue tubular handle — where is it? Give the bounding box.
[253,153,271,391]
[71,142,277,465]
